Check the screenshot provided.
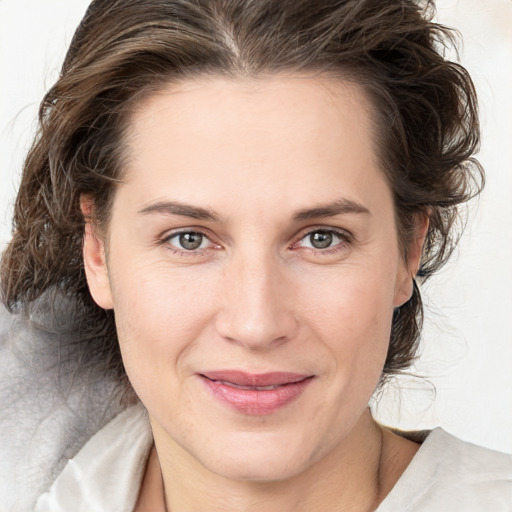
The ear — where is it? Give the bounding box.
[394,213,429,308]
[81,197,114,309]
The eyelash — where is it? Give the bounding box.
[291,227,353,255]
[161,227,353,257]
[162,230,218,257]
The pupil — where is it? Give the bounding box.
[311,231,332,249]
[179,232,203,250]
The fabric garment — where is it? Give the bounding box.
[0,303,126,512]
[377,428,512,511]
[34,405,152,512]
[33,404,512,512]
[1,306,511,511]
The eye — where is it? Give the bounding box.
[166,231,211,251]
[297,229,348,250]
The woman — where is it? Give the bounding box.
[0,0,510,510]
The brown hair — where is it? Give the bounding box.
[0,0,483,385]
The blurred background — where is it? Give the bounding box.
[1,0,511,452]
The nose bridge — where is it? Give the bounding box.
[216,247,296,349]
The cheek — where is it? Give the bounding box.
[301,265,396,338]
[112,252,214,325]
[107,258,218,387]
[297,264,396,381]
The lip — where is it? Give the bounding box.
[199,371,314,415]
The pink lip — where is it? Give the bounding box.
[199,371,314,415]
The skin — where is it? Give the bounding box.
[83,75,426,511]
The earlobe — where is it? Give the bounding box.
[406,213,429,280]
[394,275,414,309]
[394,213,429,308]
[81,200,114,309]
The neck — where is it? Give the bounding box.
[147,409,398,512]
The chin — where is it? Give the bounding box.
[196,431,320,482]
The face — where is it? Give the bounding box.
[84,75,421,482]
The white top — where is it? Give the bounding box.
[34,405,512,512]
[34,405,153,512]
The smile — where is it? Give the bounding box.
[199,371,315,415]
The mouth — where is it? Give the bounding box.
[199,371,315,415]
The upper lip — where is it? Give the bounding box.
[200,371,312,387]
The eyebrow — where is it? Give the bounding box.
[138,197,370,223]
[138,201,221,222]
[292,198,370,221]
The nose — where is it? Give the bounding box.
[215,252,298,350]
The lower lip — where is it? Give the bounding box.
[200,376,313,415]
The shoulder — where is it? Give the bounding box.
[378,428,512,512]
[433,428,512,474]
[0,304,126,512]
[34,404,153,512]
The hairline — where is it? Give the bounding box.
[96,68,411,260]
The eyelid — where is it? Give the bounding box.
[167,231,211,250]
[160,227,221,254]
[290,226,354,252]
[157,225,353,257]
[161,226,214,241]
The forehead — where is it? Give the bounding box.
[120,74,388,212]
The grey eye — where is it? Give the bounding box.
[165,230,215,254]
[171,232,206,250]
[179,232,204,250]
[297,230,346,251]
[309,231,334,249]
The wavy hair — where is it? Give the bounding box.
[1,0,483,386]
